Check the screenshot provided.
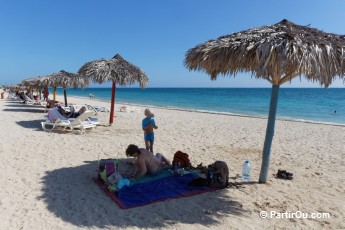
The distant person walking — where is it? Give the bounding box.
[142,108,158,153]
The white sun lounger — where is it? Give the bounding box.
[67,111,97,134]
[24,95,41,105]
[41,109,96,134]
[69,105,100,125]
[23,95,47,106]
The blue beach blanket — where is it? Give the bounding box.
[129,168,173,186]
[95,170,216,209]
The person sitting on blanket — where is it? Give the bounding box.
[126,144,171,180]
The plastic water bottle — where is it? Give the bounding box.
[242,160,251,181]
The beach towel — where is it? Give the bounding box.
[47,108,67,122]
[95,170,217,209]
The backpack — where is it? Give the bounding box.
[206,161,229,188]
[172,151,191,169]
[98,159,119,182]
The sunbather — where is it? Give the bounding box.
[47,108,69,122]
[73,106,87,117]
[47,106,88,122]
[125,144,171,180]
[57,106,87,118]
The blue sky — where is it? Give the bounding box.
[1,0,345,88]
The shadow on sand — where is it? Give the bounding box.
[4,104,43,107]
[4,101,45,111]
[39,160,245,228]
[16,120,44,130]
[4,108,45,113]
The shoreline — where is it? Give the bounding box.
[70,95,345,127]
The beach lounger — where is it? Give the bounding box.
[23,95,47,106]
[93,106,110,112]
[7,92,18,99]
[69,104,100,125]
[88,116,100,125]
[41,109,72,132]
[24,95,41,105]
[118,106,140,113]
[67,110,97,134]
[41,109,96,134]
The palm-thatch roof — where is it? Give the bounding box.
[185,19,345,87]
[21,77,40,88]
[78,54,148,88]
[21,76,48,89]
[5,84,23,91]
[5,85,15,89]
[44,70,89,89]
[40,70,89,106]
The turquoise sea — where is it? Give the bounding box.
[54,88,345,125]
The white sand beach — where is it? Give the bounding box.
[0,94,344,230]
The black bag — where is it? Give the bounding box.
[206,161,229,188]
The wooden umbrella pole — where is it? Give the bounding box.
[64,89,68,107]
[259,84,280,183]
[109,81,116,125]
[53,87,56,102]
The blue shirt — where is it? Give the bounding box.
[142,117,156,130]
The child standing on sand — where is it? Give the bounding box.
[142,108,158,153]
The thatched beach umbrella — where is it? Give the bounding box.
[21,77,39,88]
[184,19,345,183]
[78,54,148,125]
[8,84,16,93]
[21,76,50,99]
[7,84,25,92]
[21,77,40,98]
[46,70,89,106]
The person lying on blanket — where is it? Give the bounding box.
[125,144,171,180]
